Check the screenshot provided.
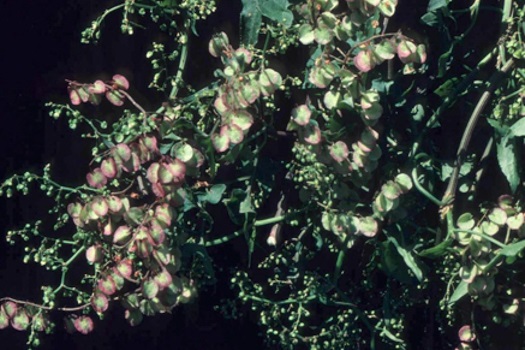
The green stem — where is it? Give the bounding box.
[169,20,191,100]
[411,167,445,207]
[453,229,506,248]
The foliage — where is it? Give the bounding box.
[1,0,525,349]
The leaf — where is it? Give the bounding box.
[240,195,255,214]
[197,184,227,204]
[240,0,263,45]
[260,0,293,28]
[497,134,519,193]
[499,240,525,258]
[428,0,448,11]
[387,235,424,282]
[448,280,468,307]
[240,0,293,45]
[124,308,143,326]
[509,117,525,137]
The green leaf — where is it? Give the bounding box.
[497,134,519,193]
[240,194,255,214]
[260,0,293,28]
[500,240,525,258]
[428,0,448,11]
[125,308,143,326]
[448,280,468,307]
[240,0,263,45]
[387,235,424,282]
[509,117,525,137]
[197,184,227,204]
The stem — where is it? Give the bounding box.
[453,229,506,248]
[169,20,191,100]
[441,58,515,208]
[411,167,445,207]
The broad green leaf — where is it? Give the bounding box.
[260,0,293,28]
[387,235,424,282]
[499,240,525,257]
[448,280,468,307]
[497,134,519,193]
[240,194,255,214]
[509,117,525,137]
[197,184,227,204]
[428,0,448,11]
[240,0,263,45]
